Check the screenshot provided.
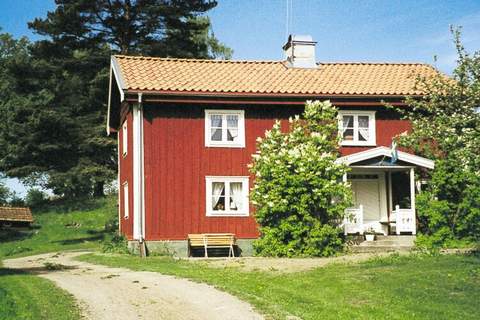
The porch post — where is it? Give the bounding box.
[388,172,393,213]
[409,167,416,235]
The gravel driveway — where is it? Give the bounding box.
[4,251,263,320]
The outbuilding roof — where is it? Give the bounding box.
[112,55,440,96]
[0,207,34,223]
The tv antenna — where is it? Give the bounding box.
[285,0,293,39]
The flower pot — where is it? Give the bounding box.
[365,234,375,241]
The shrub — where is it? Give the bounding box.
[102,234,129,254]
[25,188,48,209]
[395,28,480,249]
[250,100,352,257]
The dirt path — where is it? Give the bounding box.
[4,252,263,320]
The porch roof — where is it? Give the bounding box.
[337,146,435,169]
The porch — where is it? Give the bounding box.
[337,147,435,236]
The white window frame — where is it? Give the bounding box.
[205,176,249,217]
[338,110,376,146]
[122,120,128,156]
[123,182,129,219]
[205,110,245,148]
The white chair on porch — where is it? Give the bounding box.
[344,205,364,235]
[391,205,416,235]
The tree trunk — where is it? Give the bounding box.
[93,181,105,197]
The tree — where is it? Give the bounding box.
[396,27,480,246]
[249,101,352,257]
[0,176,11,205]
[28,0,232,57]
[0,1,231,198]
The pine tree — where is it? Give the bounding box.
[0,1,231,198]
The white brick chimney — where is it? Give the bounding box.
[283,34,317,68]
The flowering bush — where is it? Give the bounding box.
[249,100,352,257]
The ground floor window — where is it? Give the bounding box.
[122,182,129,218]
[205,176,249,216]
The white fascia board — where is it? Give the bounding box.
[106,56,127,135]
[336,146,435,169]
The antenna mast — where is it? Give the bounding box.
[285,0,293,40]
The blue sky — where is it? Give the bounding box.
[1,0,480,196]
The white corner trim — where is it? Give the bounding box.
[204,110,245,148]
[132,103,145,240]
[336,146,435,169]
[205,176,250,217]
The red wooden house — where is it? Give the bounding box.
[107,35,437,256]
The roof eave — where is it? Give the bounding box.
[107,56,127,135]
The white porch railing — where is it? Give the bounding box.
[344,205,364,235]
[392,205,416,235]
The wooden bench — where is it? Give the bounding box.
[187,233,236,258]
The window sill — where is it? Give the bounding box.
[206,212,249,217]
[205,143,245,148]
[340,142,377,147]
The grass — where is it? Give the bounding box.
[0,196,116,258]
[0,196,117,320]
[0,267,80,320]
[1,196,479,319]
[78,252,480,320]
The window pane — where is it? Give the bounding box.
[226,115,238,128]
[210,114,222,127]
[342,115,354,128]
[211,128,222,141]
[227,129,238,142]
[229,182,243,211]
[212,182,225,211]
[358,116,369,128]
[343,129,354,140]
[359,128,369,141]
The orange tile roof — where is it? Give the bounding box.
[0,207,33,223]
[112,55,440,96]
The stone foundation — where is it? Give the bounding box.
[128,238,256,258]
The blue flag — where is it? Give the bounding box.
[390,140,398,164]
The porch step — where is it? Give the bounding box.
[350,235,416,253]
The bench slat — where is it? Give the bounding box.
[187,233,236,258]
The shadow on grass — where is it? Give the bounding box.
[0,264,78,277]
[53,233,106,245]
[0,227,38,244]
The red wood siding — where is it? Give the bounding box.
[122,103,411,241]
[118,111,134,240]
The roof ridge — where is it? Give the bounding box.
[113,54,432,66]
[318,61,432,66]
[113,55,282,64]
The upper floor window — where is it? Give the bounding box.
[122,120,128,156]
[338,111,376,146]
[205,110,245,148]
[206,176,249,216]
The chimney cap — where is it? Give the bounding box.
[283,34,317,50]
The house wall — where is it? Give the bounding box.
[118,109,134,239]
[134,103,411,241]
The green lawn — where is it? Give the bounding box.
[0,197,116,258]
[79,252,480,320]
[0,196,116,320]
[0,267,80,320]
